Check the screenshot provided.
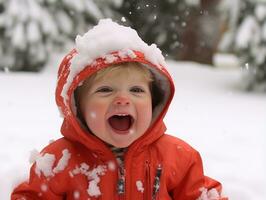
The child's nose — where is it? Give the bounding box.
[113,95,130,106]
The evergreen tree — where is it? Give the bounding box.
[0,0,225,71]
[118,0,223,64]
[0,0,122,71]
[118,0,201,58]
[220,0,266,91]
[236,0,266,91]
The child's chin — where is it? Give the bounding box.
[112,143,130,148]
[106,140,128,148]
[109,138,134,148]
[106,126,138,147]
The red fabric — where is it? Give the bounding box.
[11,50,228,200]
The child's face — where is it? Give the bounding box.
[79,66,152,148]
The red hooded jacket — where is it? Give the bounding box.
[11,21,228,200]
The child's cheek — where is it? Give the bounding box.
[86,102,105,124]
[89,111,97,119]
[136,99,152,123]
[85,108,103,132]
[138,98,152,112]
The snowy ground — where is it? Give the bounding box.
[1,56,266,199]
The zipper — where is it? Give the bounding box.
[152,164,162,200]
[109,146,127,200]
[145,160,152,200]
[117,165,126,200]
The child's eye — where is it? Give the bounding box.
[96,86,113,93]
[130,86,145,93]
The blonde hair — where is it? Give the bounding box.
[88,62,152,88]
[76,62,153,99]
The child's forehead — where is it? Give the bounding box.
[101,65,144,77]
[94,66,148,84]
[83,63,151,85]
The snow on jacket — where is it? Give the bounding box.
[11,19,228,200]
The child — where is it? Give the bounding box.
[11,19,227,200]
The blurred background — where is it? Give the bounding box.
[0,0,265,91]
[0,0,266,199]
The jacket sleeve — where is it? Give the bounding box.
[11,163,64,200]
[170,150,228,200]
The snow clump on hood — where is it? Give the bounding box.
[71,18,165,71]
[61,18,166,103]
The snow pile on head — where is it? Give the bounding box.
[72,18,165,70]
[61,18,165,104]
[32,149,71,178]
[196,187,220,200]
[69,163,107,197]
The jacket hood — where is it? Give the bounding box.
[55,19,175,158]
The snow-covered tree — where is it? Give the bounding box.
[0,0,123,71]
[0,0,227,71]
[118,0,201,58]
[219,0,266,91]
[118,0,224,64]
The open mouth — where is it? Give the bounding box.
[108,114,134,132]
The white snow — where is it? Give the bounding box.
[262,22,266,40]
[121,16,126,22]
[29,149,40,164]
[33,148,71,178]
[255,4,266,21]
[185,0,200,6]
[62,19,165,104]
[213,53,240,69]
[196,187,220,200]
[103,54,118,64]
[69,162,107,197]
[87,178,101,197]
[1,54,266,199]
[73,190,80,199]
[118,49,137,59]
[35,153,55,178]
[164,60,266,200]
[90,112,97,119]
[83,0,103,20]
[40,9,58,37]
[62,0,84,12]
[87,165,107,197]
[27,20,41,43]
[107,160,116,171]
[53,149,71,174]
[136,180,144,193]
[235,16,260,49]
[12,24,26,50]
[40,183,48,192]
[56,11,73,35]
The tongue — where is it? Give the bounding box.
[108,116,131,131]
